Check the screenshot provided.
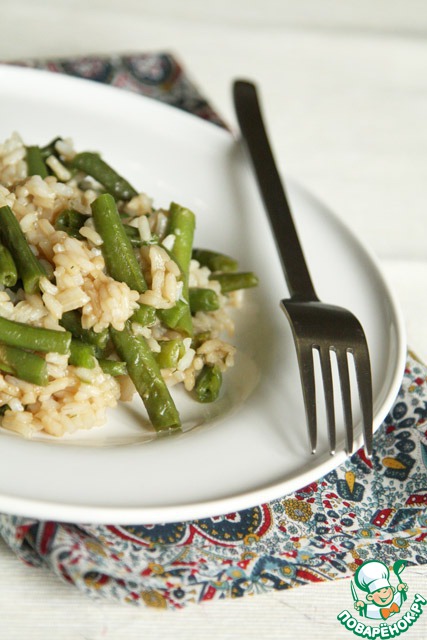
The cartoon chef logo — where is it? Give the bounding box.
[337,558,426,635]
[352,559,408,620]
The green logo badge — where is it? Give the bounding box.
[337,559,426,636]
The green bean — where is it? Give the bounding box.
[122,225,143,247]
[0,205,47,294]
[167,203,195,271]
[91,194,147,293]
[155,339,185,369]
[40,137,62,160]
[26,145,49,178]
[158,299,191,334]
[209,272,259,293]
[59,310,109,354]
[0,343,48,386]
[131,304,157,327]
[7,279,23,294]
[0,316,71,354]
[54,209,87,238]
[189,288,219,313]
[191,331,211,350]
[110,325,181,433]
[55,209,145,247]
[71,152,138,201]
[0,242,18,288]
[69,339,96,369]
[158,203,195,335]
[194,364,222,403]
[192,248,238,273]
[98,359,127,377]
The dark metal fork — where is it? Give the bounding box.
[233,79,373,455]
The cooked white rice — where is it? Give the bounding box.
[0,132,242,438]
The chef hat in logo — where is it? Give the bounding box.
[354,560,391,594]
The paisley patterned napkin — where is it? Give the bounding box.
[0,54,426,609]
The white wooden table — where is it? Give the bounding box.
[0,2,426,638]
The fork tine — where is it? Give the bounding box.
[336,348,353,454]
[319,346,336,455]
[295,342,317,454]
[353,344,374,457]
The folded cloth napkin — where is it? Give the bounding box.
[4,53,227,128]
[0,54,426,610]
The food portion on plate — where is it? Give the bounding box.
[0,132,258,439]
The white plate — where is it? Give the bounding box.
[0,65,406,524]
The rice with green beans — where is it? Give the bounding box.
[0,132,256,438]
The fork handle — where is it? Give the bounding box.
[233,80,318,302]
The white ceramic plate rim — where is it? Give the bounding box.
[0,65,406,524]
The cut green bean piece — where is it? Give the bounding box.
[54,209,87,238]
[0,343,48,386]
[192,248,238,273]
[123,225,143,247]
[158,203,195,335]
[194,364,222,403]
[131,304,157,327]
[7,278,23,294]
[0,316,71,354]
[0,242,18,288]
[98,359,127,377]
[209,272,259,293]
[59,310,109,354]
[0,205,47,294]
[155,339,185,370]
[26,145,49,178]
[189,287,220,313]
[191,331,211,350]
[71,152,138,201]
[92,194,147,293]
[110,325,181,433]
[40,137,62,159]
[55,209,144,247]
[69,340,96,369]
[158,299,192,334]
[167,203,195,271]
